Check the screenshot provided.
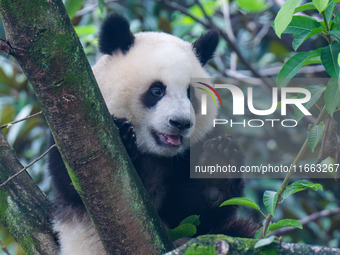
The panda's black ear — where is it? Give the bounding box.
[193,30,219,66]
[99,14,135,55]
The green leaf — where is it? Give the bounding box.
[320,157,338,177]
[324,2,336,24]
[313,0,328,13]
[254,236,275,249]
[236,0,267,12]
[292,27,323,50]
[291,181,323,191]
[274,0,302,38]
[180,215,201,227]
[268,219,303,232]
[277,50,319,88]
[282,186,306,200]
[74,25,97,36]
[98,0,105,13]
[303,55,322,65]
[65,0,83,19]
[168,224,196,241]
[333,11,340,25]
[282,181,323,200]
[294,2,316,13]
[329,28,340,41]
[263,191,278,216]
[308,122,325,152]
[294,85,326,121]
[254,227,263,239]
[283,16,321,34]
[220,197,260,211]
[321,42,340,78]
[324,79,340,115]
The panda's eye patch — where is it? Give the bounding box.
[141,81,166,108]
[187,87,190,99]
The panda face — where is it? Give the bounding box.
[93,14,219,157]
[137,81,194,156]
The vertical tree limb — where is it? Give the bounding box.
[0,132,58,254]
[0,0,172,254]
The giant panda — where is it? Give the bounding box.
[49,14,258,255]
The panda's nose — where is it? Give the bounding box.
[169,118,192,131]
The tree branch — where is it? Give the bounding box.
[0,39,12,55]
[0,132,58,254]
[0,239,11,255]
[0,111,42,129]
[160,0,273,92]
[0,144,56,187]
[0,0,172,253]
[164,235,340,255]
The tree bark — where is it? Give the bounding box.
[0,132,58,255]
[164,235,340,255]
[0,0,172,254]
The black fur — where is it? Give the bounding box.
[141,81,166,108]
[193,30,219,66]
[99,14,135,55]
[49,118,258,238]
[48,135,83,207]
[49,19,258,241]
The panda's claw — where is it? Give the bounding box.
[112,116,139,159]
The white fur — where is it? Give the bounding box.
[55,31,218,255]
[93,32,217,156]
[54,209,105,255]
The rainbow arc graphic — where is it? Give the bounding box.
[196,82,222,106]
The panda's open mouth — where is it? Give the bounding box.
[152,130,183,146]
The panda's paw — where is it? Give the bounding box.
[203,135,244,167]
[112,116,139,159]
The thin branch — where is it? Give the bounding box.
[194,0,212,25]
[225,69,265,86]
[222,2,236,42]
[261,106,329,238]
[271,207,340,236]
[0,111,42,129]
[0,39,12,55]
[221,2,237,71]
[0,239,11,255]
[0,144,56,187]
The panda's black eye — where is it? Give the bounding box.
[151,87,164,97]
[141,81,166,108]
[149,82,165,98]
[187,87,190,99]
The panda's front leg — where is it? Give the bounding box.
[197,135,260,237]
[112,116,139,159]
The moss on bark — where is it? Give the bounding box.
[0,132,58,255]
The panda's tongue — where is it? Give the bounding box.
[159,134,181,146]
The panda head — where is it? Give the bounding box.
[93,14,219,157]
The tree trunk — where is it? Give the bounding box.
[0,0,172,254]
[0,132,58,255]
